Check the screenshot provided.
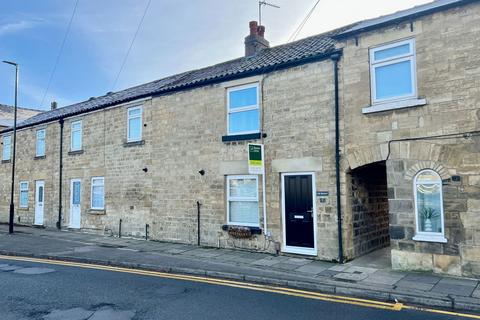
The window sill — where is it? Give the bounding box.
[222,132,262,142]
[362,98,427,114]
[2,159,11,164]
[88,209,106,215]
[18,207,29,211]
[68,149,84,156]
[34,155,46,160]
[413,234,447,243]
[221,224,262,235]
[123,140,145,147]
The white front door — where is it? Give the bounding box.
[69,179,81,229]
[34,180,45,225]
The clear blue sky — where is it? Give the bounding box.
[0,0,431,111]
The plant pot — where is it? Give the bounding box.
[424,218,433,232]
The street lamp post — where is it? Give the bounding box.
[3,60,18,234]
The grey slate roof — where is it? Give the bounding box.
[335,0,474,38]
[8,0,474,131]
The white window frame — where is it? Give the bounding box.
[227,83,260,136]
[70,120,83,151]
[226,175,259,227]
[90,177,105,210]
[370,38,417,104]
[36,128,46,157]
[2,135,11,161]
[127,106,142,142]
[412,169,447,243]
[19,181,29,208]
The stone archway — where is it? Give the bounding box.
[346,161,390,259]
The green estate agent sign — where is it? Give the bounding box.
[248,143,264,175]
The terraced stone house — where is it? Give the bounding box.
[1,0,479,277]
[0,104,42,130]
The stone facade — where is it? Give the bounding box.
[0,60,340,260]
[0,1,479,277]
[339,2,480,277]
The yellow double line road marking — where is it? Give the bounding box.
[0,255,479,319]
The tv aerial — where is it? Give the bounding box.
[259,1,280,25]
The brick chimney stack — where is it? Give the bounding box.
[245,21,269,56]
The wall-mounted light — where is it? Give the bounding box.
[198,169,205,176]
[142,167,148,172]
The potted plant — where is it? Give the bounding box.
[420,207,440,232]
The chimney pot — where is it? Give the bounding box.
[51,101,58,110]
[244,21,269,56]
[249,21,258,35]
[257,25,265,38]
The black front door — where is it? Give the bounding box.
[284,174,314,248]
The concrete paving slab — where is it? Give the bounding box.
[273,263,301,271]
[344,266,378,274]
[317,270,340,277]
[73,246,97,253]
[285,257,312,266]
[214,254,244,262]
[230,257,258,264]
[437,277,479,287]
[165,247,193,254]
[431,283,476,296]
[295,263,328,275]
[241,252,270,260]
[328,265,349,272]
[472,286,480,299]
[183,248,223,258]
[403,273,441,284]
[250,257,285,267]
[361,272,404,286]
[395,280,435,291]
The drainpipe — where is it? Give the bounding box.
[57,118,64,229]
[331,52,344,263]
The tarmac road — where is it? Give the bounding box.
[0,257,477,320]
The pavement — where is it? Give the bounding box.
[0,258,464,320]
[1,224,479,314]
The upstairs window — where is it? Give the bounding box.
[91,177,105,210]
[227,175,259,227]
[71,120,82,151]
[19,181,29,208]
[227,84,259,135]
[2,135,11,161]
[127,106,142,142]
[36,129,46,157]
[413,169,446,243]
[370,39,416,103]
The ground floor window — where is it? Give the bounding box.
[91,177,105,210]
[19,181,29,208]
[413,169,446,243]
[227,175,259,227]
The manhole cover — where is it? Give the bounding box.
[333,272,368,282]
